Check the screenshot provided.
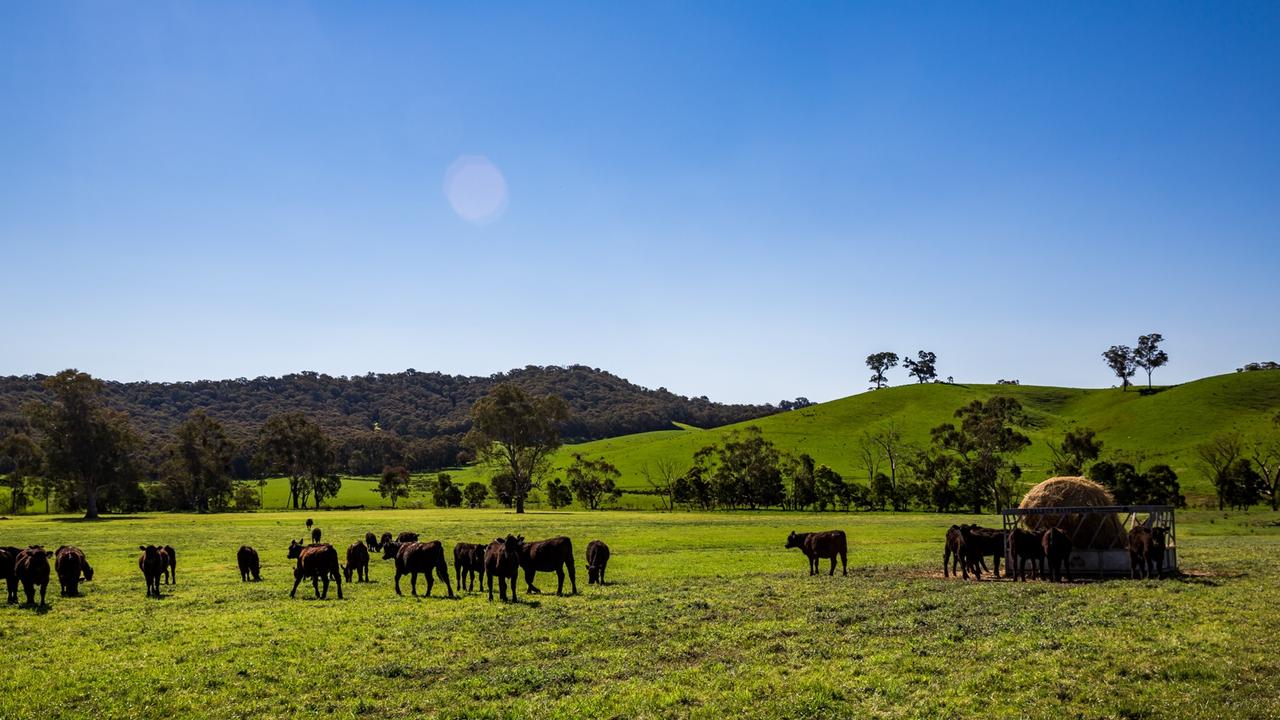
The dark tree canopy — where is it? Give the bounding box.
[865,352,900,390]
[1102,345,1137,391]
[165,411,236,512]
[464,383,569,514]
[255,412,332,509]
[931,396,1030,513]
[566,453,622,510]
[1133,333,1169,389]
[378,465,411,508]
[1049,427,1104,476]
[902,351,938,384]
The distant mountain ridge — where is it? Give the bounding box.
[0,365,780,447]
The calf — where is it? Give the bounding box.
[785,530,847,576]
[288,540,343,599]
[15,546,51,607]
[944,526,986,580]
[586,540,611,585]
[394,541,453,598]
[957,525,1003,578]
[1128,526,1168,579]
[485,535,523,602]
[1009,528,1046,582]
[238,545,261,582]
[54,545,93,596]
[343,541,371,583]
[519,536,577,595]
[1042,527,1073,582]
[395,531,419,544]
[453,542,486,592]
[365,532,380,552]
[311,528,322,545]
[1,546,21,603]
[161,545,177,585]
[139,545,165,597]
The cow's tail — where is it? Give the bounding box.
[435,555,449,583]
[565,538,577,587]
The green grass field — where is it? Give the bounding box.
[2,508,1278,719]
[442,371,1280,504]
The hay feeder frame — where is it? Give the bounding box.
[999,505,1178,577]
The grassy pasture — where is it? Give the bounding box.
[1,508,1278,719]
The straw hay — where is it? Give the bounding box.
[1018,476,1127,549]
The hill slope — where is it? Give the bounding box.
[449,372,1280,502]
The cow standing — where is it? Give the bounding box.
[238,545,261,582]
[1042,527,1073,583]
[139,545,165,597]
[395,531,419,544]
[344,541,371,583]
[1,546,21,603]
[365,532,380,552]
[1128,526,1168,579]
[379,532,393,550]
[519,536,577,595]
[1009,528,1046,582]
[957,525,1003,578]
[485,535,523,602]
[161,545,177,585]
[393,541,453,598]
[453,542,486,592]
[586,540,611,585]
[288,540,343,599]
[785,530,847,576]
[15,546,51,607]
[54,546,93,596]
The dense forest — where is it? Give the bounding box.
[0,365,784,477]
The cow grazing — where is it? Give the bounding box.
[161,545,177,584]
[1009,528,1046,582]
[138,545,165,597]
[944,525,984,580]
[365,532,380,552]
[379,532,393,550]
[393,541,453,598]
[381,541,404,560]
[785,530,848,576]
[343,541,371,583]
[15,546,51,607]
[956,525,1003,578]
[1,546,21,603]
[1128,526,1168,579]
[306,518,314,532]
[238,545,261,582]
[54,546,92,596]
[1042,527,1073,582]
[484,535,523,602]
[453,542,486,592]
[395,531,419,544]
[519,536,577,595]
[586,540,611,585]
[288,540,343,599]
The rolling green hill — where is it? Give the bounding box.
[444,371,1280,504]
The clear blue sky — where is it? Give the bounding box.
[2,2,1278,403]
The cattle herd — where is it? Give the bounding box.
[0,523,614,608]
[935,522,1171,581]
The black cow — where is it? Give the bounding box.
[484,535,523,602]
[785,530,847,576]
[1042,527,1073,583]
[139,545,165,598]
[288,540,343,599]
[586,540,610,585]
[365,532,380,552]
[394,541,453,598]
[344,541,371,583]
[1009,528,1045,582]
[519,536,577,595]
[161,545,177,585]
[1,545,21,603]
[15,546,51,607]
[54,545,93,596]
[238,545,261,582]
[453,542,486,592]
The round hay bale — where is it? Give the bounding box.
[1018,476,1126,549]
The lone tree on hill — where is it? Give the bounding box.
[378,465,411,508]
[1102,345,1137,391]
[1133,333,1169,389]
[866,352,900,390]
[566,453,622,510]
[25,369,144,519]
[464,383,570,514]
[902,351,938,384]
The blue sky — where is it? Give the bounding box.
[1,2,1277,403]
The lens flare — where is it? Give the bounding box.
[443,155,508,224]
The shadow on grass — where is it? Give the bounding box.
[44,515,147,523]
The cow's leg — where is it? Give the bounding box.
[395,570,403,596]
[525,567,540,594]
[411,572,419,597]
[39,582,46,607]
[567,561,577,594]
[335,573,343,599]
[991,554,1000,578]
[511,574,518,603]
[425,571,434,597]
[487,572,494,601]
[499,576,507,602]
[556,567,565,596]
[312,574,320,598]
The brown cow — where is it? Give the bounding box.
[1,545,21,603]
[139,545,165,597]
[381,541,405,560]
[395,531,419,544]
[1009,528,1045,582]
[54,546,93,596]
[1042,527,1073,582]
[453,542,486,592]
[238,545,261,582]
[944,525,985,580]
[161,545,177,585]
[379,532,393,550]
[1128,526,1168,579]
[956,525,1003,578]
[15,546,51,607]
[365,532,380,552]
[343,541,370,583]
[288,540,343,599]
[311,528,322,545]
[785,530,847,576]
[484,535,523,602]
[519,536,577,595]
[394,541,453,598]
[586,540,610,585]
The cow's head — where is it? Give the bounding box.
[342,564,353,583]
[587,564,600,584]
[382,542,402,560]
[785,531,803,549]
[1152,526,1168,545]
[287,540,304,560]
[82,562,94,581]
